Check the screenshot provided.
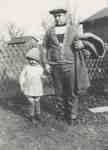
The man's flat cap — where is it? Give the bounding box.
[49,9,67,15]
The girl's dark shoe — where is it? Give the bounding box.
[35,113,42,122]
[31,117,39,126]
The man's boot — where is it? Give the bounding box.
[65,97,79,125]
[70,97,79,120]
[64,99,72,125]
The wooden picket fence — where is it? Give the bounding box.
[84,45,108,93]
[86,56,107,81]
[0,44,29,98]
[0,43,108,98]
[85,45,108,81]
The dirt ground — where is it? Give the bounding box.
[0,92,108,150]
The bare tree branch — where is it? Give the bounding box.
[6,22,25,40]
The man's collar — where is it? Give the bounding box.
[55,26,66,34]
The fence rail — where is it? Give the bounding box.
[85,47,108,82]
[0,45,108,97]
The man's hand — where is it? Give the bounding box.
[74,40,84,50]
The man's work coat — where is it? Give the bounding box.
[43,25,105,95]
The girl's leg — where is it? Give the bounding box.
[35,97,41,116]
[27,96,39,125]
[27,97,36,118]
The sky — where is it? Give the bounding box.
[0,0,107,38]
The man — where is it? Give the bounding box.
[42,9,105,124]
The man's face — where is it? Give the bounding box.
[60,14,66,25]
[55,13,66,26]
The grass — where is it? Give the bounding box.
[0,90,108,149]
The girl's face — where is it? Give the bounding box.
[28,59,39,66]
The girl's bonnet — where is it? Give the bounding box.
[26,47,41,62]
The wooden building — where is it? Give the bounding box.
[8,36,38,49]
[81,7,108,43]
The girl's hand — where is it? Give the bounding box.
[45,64,51,73]
[43,64,51,75]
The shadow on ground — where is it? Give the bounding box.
[0,79,108,149]
[0,77,108,128]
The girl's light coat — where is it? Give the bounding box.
[19,64,44,97]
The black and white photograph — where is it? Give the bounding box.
[0,0,108,149]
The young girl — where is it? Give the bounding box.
[19,47,45,124]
